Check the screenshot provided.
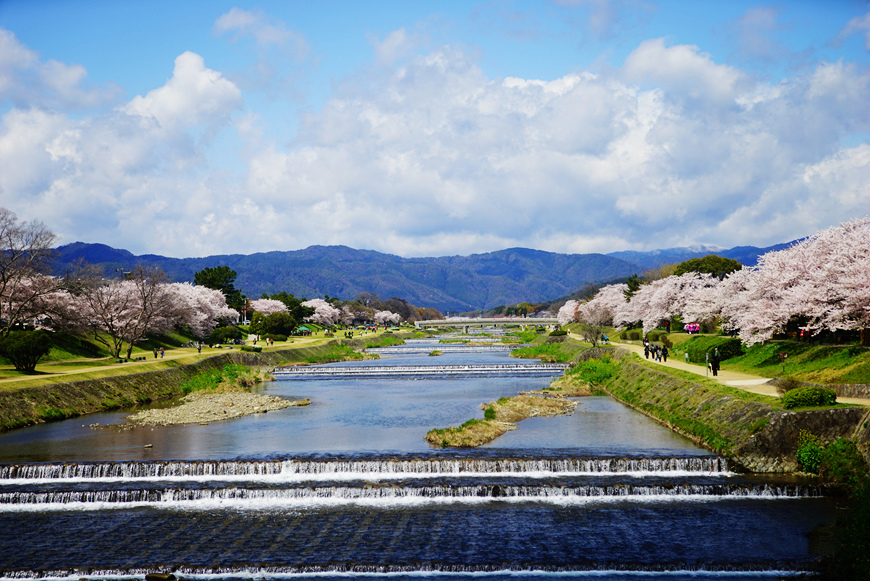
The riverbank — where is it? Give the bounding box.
[589,347,870,472]
[0,337,398,432]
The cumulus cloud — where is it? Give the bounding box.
[0,27,122,109]
[121,52,242,134]
[1,25,868,260]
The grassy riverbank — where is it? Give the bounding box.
[0,334,403,432]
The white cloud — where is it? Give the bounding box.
[1,29,867,261]
[121,52,243,133]
[836,9,870,51]
[623,38,744,103]
[0,27,122,109]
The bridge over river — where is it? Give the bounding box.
[415,317,559,333]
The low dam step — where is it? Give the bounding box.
[273,363,569,379]
[0,455,730,481]
[366,345,519,354]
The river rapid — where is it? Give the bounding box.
[0,339,837,579]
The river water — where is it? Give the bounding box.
[0,341,836,579]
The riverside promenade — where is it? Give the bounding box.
[604,337,868,406]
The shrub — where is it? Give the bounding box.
[628,331,640,341]
[262,334,288,342]
[207,325,244,344]
[647,331,661,342]
[241,345,262,353]
[484,406,496,420]
[796,430,823,473]
[549,329,567,336]
[782,385,837,409]
[0,330,52,372]
[819,438,868,486]
[775,376,804,396]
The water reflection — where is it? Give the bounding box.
[0,348,704,463]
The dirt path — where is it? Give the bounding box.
[596,337,868,406]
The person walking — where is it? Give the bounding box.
[644,343,649,359]
[710,348,720,377]
[662,345,669,362]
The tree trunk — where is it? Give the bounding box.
[126,344,134,359]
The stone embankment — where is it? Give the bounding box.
[590,348,870,472]
[126,392,310,427]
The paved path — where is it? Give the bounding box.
[597,338,868,406]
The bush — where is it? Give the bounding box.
[484,406,496,420]
[549,329,567,336]
[262,334,288,342]
[241,345,262,353]
[796,430,823,473]
[0,330,52,372]
[782,385,837,409]
[207,325,244,344]
[683,336,743,364]
[628,331,640,341]
[775,376,804,396]
[819,438,868,486]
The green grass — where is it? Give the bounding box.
[510,341,585,363]
[723,341,870,384]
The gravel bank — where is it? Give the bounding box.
[126,391,310,426]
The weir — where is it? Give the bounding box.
[0,341,840,577]
[273,363,569,379]
[366,345,520,354]
[0,455,822,512]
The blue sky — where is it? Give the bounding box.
[1,0,868,258]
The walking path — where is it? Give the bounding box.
[602,338,868,406]
[0,334,338,387]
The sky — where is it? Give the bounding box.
[1,0,869,259]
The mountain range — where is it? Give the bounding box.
[50,240,796,313]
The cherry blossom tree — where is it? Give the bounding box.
[557,300,580,325]
[169,283,238,339]
[0,208,62,336]
[249,298,289,316]
[75,267,178,358]
[721,217,870,345]
[301,298,342,326]
[374,310,401,324]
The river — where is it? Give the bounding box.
[0,339,836,579]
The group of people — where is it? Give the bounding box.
[643,339,669,362]
[684,323,701,334]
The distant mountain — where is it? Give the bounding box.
[607,241,800,270]
[51,240,800,312]
[51,243,640,312]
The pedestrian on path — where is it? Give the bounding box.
[662,345,669,362]
[709,349,720,377]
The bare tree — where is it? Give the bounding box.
[0,208,59,336]
[355,292,380,307]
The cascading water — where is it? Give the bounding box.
[0,343,837,579]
